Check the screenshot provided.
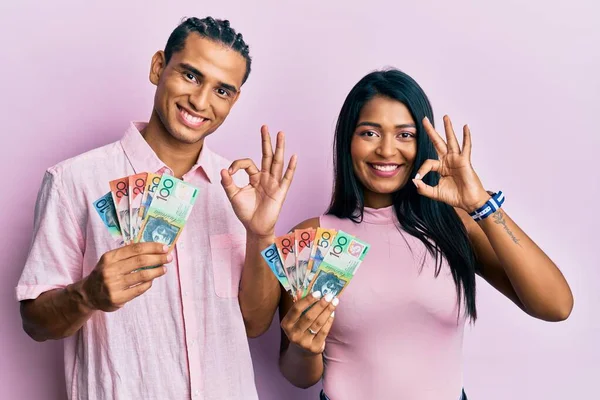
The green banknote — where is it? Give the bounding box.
[136,175,199,257]
[307,230,370,297]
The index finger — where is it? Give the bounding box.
[281,291,324,326]
[110,242,170,262]
[291,293,337,334]
[228,158,260,176]
[228,158,260,186]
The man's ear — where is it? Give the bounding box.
[149,50,166,86]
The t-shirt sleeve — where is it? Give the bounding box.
[15,169,84,301]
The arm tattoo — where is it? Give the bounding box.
[492,210,522,246]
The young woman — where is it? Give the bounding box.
[276,68,573,399]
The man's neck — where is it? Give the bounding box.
[141,111,203,178]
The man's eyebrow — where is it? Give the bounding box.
[179,63,204,78]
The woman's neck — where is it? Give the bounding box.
[363,190,393,209]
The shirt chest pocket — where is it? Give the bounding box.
[209,233,246,298]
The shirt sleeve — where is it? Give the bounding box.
[15,169,85,301]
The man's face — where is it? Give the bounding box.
[149,33,247,144]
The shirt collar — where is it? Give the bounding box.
[120,121,218,183]
[193,142,217,183]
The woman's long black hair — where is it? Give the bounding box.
[327,68,478,321]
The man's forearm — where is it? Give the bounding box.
[239,232,281,337]
[21,278,96,341]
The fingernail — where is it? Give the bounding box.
[412,179,419,188]
[414,173,421,180]
[324,293,334,303]
[312,291,322,299]
[163,266,167,273]
[332,297,339,307]
[331,311,335,318]
[424,116,430,122]
[167,253,173,262]
[162,245,169,252]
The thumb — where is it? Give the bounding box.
[412,178,439,201]
[220,169,239,200]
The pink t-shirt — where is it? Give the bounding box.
[320,206,467,400]
[16,122,257,400]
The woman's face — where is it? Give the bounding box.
[350,95,418,208]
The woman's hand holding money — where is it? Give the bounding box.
[281,291,338,355]
[82,242,170,312]
[220,125,297,238]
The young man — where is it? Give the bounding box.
[16,16,292,399]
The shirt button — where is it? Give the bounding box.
[193,390,199,397]
[184,291,189,297]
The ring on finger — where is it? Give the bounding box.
[308,328,318,335]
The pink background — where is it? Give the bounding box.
[1,1,598,399]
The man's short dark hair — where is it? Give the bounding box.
[164,16,252,84]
